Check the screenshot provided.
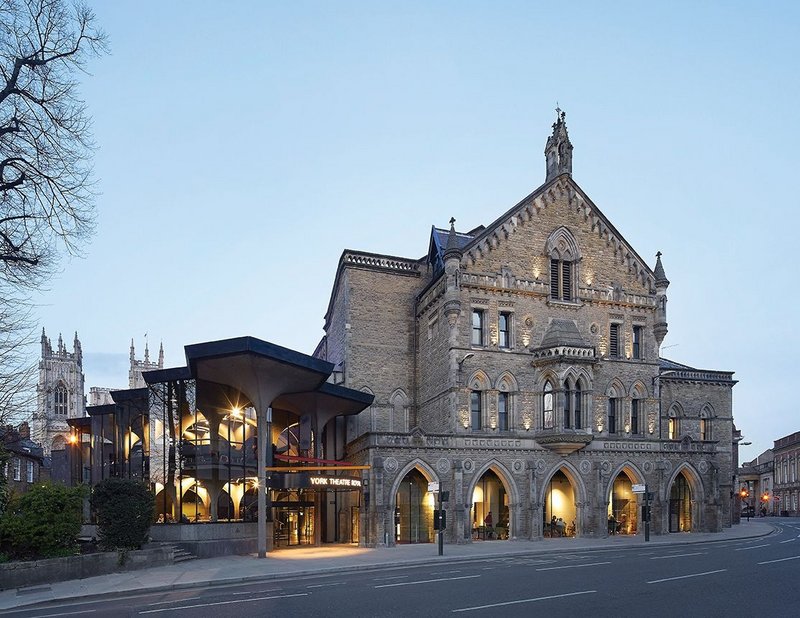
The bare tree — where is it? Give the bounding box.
[0,0,106,285]
[0,0,106,423]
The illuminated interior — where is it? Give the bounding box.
[544,470,576,537]
[669,472,692,532]
[471,469,509,539]
[607,472,638,535]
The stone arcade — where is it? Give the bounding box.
[317,112,739,545]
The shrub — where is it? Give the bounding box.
[92,478,154,550]
[0,483,84,559]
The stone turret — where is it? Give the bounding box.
[654,251,670,349]
[545,108,573,182]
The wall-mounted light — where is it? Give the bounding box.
[458,352,475,366]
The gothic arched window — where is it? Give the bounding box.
[54,383,68,416]
[574,379,583,430]
[564,379,572,429]
[607,383,622,435]
[546,227,580,302]
[668,407,680,440]
[543,381,554,429]
[700,406,712,441]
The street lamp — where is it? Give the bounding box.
[740,487,751,521]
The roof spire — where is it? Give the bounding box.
[544,108,573,181]
[654,251,670,287]
[443,217,462,261]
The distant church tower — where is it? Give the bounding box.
[32,329,86,455]
[129,339,164,389]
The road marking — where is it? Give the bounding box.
[650,552,705,560]
[36,612,95,617]
[647,569,726,584]
[536,561,611,571]
[137,593,308,613]
[758,555,800,565]
[375,575,481,589]
[372,575,408,581]
[779,538,796,544]
[452,590,596,612]
[735,544,769,551]
[306,582,344,588]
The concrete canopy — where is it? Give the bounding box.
[273,382,374,432]
[184,337,333,411]
[183,336,336,558]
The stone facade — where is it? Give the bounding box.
[318,112,739,546]
[773,431,800,516]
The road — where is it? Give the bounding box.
[8,519,800,617]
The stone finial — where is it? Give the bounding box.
[545,108,573,181]
[654,251,670,288]
[130,338,135,362]
[158,342,164,368]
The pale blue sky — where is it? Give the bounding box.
[34,1,799,458]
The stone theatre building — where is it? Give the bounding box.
[318,112,738,545]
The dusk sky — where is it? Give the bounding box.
[33,1,799,459]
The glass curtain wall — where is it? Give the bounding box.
[150,378,258,524]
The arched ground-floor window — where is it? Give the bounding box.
[395,468,434,544]
[470,469,509,540]
[608,472,638,535]
[669,473,692,532]
[544,470,576,538]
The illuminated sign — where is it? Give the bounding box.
[309,476,362,488]
[268,472,363,490]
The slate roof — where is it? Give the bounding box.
[427,225,484,273]
[539,319,591,348]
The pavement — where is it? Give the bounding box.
[0,519,775,611]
